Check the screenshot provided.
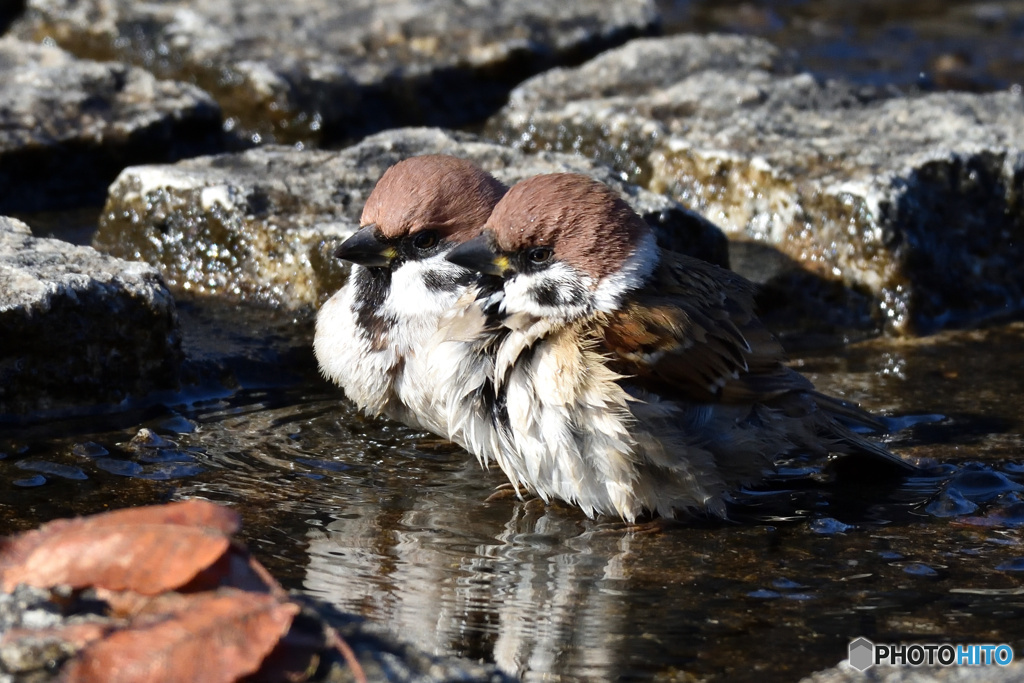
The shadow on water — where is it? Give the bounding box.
[3,309,1024,681]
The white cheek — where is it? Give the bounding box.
[386,256,461,317]
[501,262,594,321]
[592,231,659,313]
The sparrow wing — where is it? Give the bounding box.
[602,251,915,470]
[601,251,812,404]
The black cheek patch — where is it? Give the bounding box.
[423,268,476,293]
[531,280,587,309]
[352,268,395,351]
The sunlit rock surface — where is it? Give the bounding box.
[0,35,222,213]
[13,0,658,145]
[487,33,1024,336]
[0,216,181,419]
[95,127,728,311]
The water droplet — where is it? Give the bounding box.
[128,428,176,450]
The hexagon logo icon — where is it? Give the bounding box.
[849,637,875,671]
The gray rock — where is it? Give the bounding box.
[0,35,223,213]
[0,216,182,420]
[486,33,1024,336]
[13,0,658,145]
[0,585,514,682]
[94,127,727,312]
[802,659,1024,682]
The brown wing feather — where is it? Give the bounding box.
[601,251,810,404]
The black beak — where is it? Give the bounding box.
[445,234,513,277]
[335,225,396,268]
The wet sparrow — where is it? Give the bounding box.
[314,155,506,434]
[441,173,913,521]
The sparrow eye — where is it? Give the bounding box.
[527,246,553,265]
[411,230,439,251]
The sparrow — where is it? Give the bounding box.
[313,155,507,435]
[440,173,914,521]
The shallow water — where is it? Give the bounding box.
[3,312,1024,681]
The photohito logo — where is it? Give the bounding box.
[849,638,1014,671]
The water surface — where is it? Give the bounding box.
[3,316,1023,681]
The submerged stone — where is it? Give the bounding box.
[13,0,658,145]
[0,216,182,420]
[95,127,728,311]
[0,35,223,213]
[487,33,1024,336]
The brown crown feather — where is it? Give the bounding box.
[484,174,649,281]
[361,155,507,241]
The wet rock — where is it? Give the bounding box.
[0,216,182,421]
[487,33,1024,336]
[0,585,514,682]
[802,659,1024,682]
[95,127,727,311]
[0,35,223,213]
[13,0,658,145]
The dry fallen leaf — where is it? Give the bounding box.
[60,590,299,683]
[0,500,366,683]
[0,500,240,594]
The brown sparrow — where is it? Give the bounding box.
[441,173,914,521]
[313,155,506,435]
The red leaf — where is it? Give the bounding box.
[61,590,299,683]
[0,500,239,594]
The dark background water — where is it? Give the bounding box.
[4,1,1024,681]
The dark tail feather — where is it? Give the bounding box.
[828,418,918,472]
[811,391,885,432]
[810,392,918,472]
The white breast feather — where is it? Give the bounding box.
[314,280,397,417]
[315,257,469,433]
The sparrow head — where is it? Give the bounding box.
[446,173,659,321]
[336,155,507,270]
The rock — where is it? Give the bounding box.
[0,585,514,682]
[0,216,182,420]
[802,659,1024,682]
[94,126,728,312]
[13,0,658,145]
[0,35,223,213]
[486,33,1024,336]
